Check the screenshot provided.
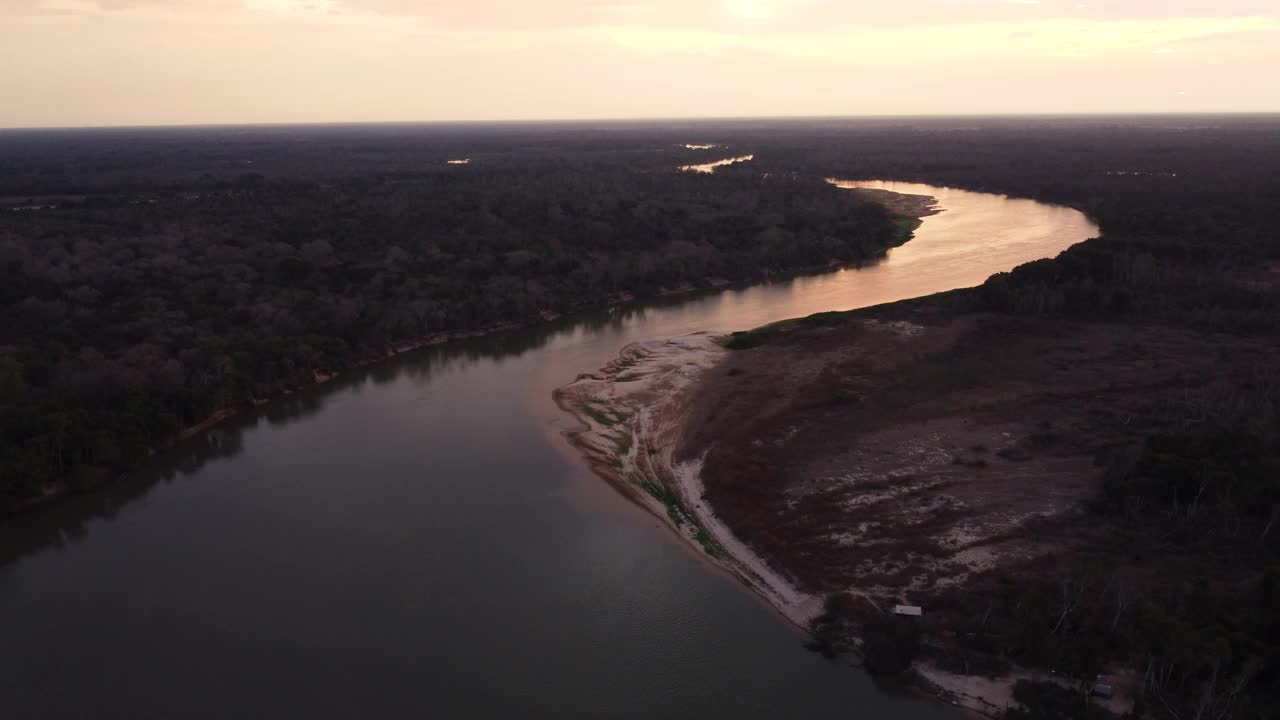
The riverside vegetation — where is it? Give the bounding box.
[0,125,905,511]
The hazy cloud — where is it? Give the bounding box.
[10,0,1278,24]
[5,0,239,12]
[1,0,1277,126]
[331,0,1280,28]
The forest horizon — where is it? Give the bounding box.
[3,0,1277,128]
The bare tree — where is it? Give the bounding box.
[1110,572,1133,632]
[1261,504,1279,543]
[1192,657,1258,720]
[1052,572,1087,637]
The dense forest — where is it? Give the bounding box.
[0,126,904,509]
[3,116,1279,718]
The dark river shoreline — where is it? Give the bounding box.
[0,182,1096,719]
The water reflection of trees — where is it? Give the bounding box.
[0,297,681,568]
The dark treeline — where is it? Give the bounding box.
[929,426,1280,720]
[0,127,903,508]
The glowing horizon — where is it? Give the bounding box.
[2,0,1277,128]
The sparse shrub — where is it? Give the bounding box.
[862,615,921,675]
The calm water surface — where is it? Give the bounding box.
[0,182,1096,719]
[680,154,755,173]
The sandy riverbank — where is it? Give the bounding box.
[552,327,1017,716]
[553,314,1157,718]
[553,333,823,627]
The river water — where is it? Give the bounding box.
[0,182,1097,719]
[679,154,755,173]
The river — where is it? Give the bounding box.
[0,181,1097,718]
[680,154,755,173]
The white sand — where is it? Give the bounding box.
[555,332,821,626]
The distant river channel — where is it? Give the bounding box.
[0,181,1097,718]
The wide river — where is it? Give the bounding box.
[1,181,1097,719]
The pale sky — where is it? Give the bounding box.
[2,0,1278,127]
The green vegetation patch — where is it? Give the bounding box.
[631,474,698,529]
[693,527,721,558]
[579,403,621,427]
[612,433,633,457]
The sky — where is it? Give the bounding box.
[2,0,1278,127]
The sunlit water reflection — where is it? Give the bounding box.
[679,154,755,173]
